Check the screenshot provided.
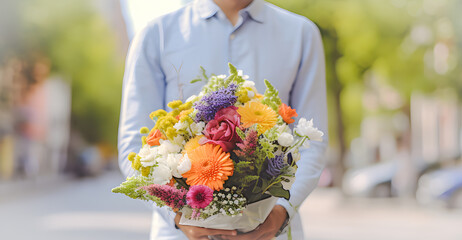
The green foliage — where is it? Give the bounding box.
[267,182,290,200]
[198,63,246,94]
[262,79,282,112]
[268,0,462,151]
[112,176,152,200]
[12,0,124,147]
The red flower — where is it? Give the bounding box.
[200,106,241,152]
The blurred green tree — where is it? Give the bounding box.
[268,0,461,183]
[17,0,124,149]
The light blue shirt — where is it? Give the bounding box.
[118,0,328,239]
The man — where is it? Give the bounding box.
[118,0,328,239]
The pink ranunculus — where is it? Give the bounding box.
[200,106,242,152]
[186,185,214,209]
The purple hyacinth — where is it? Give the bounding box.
[266,154,287,178]
[195,84,238,122]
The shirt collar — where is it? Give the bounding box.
[194,0,265,23]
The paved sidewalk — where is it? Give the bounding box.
[1,171,462,240]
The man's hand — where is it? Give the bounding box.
[175,213,238,240]
[218,205,288,240]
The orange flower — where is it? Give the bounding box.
[146,129,166,146]
[182,144,234,191]
[237,101,278,133]
[279,103,298,124]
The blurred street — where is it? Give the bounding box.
[1,171,461,240]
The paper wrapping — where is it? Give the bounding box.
[179,196,278,233]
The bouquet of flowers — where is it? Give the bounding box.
[112,63,323,232]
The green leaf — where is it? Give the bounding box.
[228,62,238,75]
[190,78,202,84]
[267,183,290,200]
[235,127,246,141]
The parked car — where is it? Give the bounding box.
[416,167,462,208]
[342,161,397,198]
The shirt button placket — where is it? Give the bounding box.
[229,32,235,63]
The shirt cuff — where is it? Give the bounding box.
[276,198,296,219]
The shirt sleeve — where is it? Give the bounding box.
[276,19,328,220]
[118,22,166,178]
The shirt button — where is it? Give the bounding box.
[230,34,235,40]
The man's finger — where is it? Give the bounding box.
[204,228,237,236]
[219,231,260,240]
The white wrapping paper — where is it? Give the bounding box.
[179,196,278,232]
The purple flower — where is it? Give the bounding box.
[141,184,187,210]
[266,154,287,178]
[195,84,238,122]
[186,185,214,209]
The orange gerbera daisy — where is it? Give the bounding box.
[182,144,234,191]
[237,101,278,133]
[279,103,298,124]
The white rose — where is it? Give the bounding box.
[177,153,192,176]
[152,163,172,185]
[295,118,324,142]
[278,132,294,147]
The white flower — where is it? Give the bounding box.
[237,70,249,80]
[278,132,294,147]
[151,163,172,185]
[177,153,192,176]
[190,122,205,135]
[295,118,324,141]
[242,80,255,88]
[158,140,181,155]
[173,135,185,146]
[173,121,189,131]
[166,153,183,177]
[217,74,226,79]
[138,144,158,167]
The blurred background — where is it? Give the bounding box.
[0,0,461,239]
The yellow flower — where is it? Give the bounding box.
[237,101,278,133]
[167,100,183,109]
[150,109,167,120]
[179,102,193,111]
[184,135,203,153]
[131,155,142,171]
[141,166,151,177]
[127,152,137,161]
[237,89,250,103]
